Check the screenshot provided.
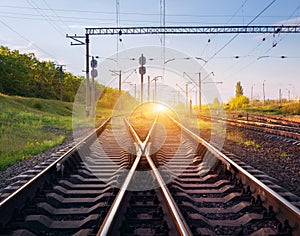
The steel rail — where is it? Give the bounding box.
[225,119,300,140]
[144,150,192,236]
[0,117,112,224]
[97,143,142,236]
[168,114,300,234]
[97,117,155,236]
[199,114,300,140]
[125,116,193,236]
[225,116,300,133]
[242,113,300,127]
[200,114,300,132]
[97,116,192,235]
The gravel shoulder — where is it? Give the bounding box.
[222,126,300,197]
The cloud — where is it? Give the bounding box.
[6,42,35,54]
[1,41,59,63]
[275,17,300,26]
[251,17,300,41]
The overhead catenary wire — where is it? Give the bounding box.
[223,2,300,79]
[263,4,300,54]
[204,0,278,65]
[2,3,299,26]
[25,0,65,37]
[1,4,296,19]
[3,4,299,26]
[4,12,287,25]
[200,0,249,57]
[220,17,298,76]
[42,0,75,34]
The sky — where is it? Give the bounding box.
[0,0,300,104]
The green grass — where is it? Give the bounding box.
[239,101,300,115]
[0,93,73,170]
[226,131,262,149]
[280,152,289,158]
[243,140,261,149]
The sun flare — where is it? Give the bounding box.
[154,104,167,113]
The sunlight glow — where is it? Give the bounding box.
[154,103,168,113]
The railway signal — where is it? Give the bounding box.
[91,56,98,117]
[139,54,146,103]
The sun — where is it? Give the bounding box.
[154,103,167,113]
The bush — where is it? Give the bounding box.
[228,95,249,110]
[281,103,300,115]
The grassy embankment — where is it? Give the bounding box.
[0,93,117,171]
[0,93,74,170]
[238,102,300,116]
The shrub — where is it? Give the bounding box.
[281,103,300,115]
[228,95,249,110]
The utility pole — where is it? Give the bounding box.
[172,91,176,106]
[148,75,150,102]
[125,82,137,104]
[279,88,282,103]
[154,78,157,101]
[55,64,66,101]
[133,84,137,103]
[59,66,63,101]
[263,80,266,105]
[176,83,185,106]
[185,83,189,110]
[189,99,192,117]
[196,72,202,111]
[152,76,162,101]
[141,74,144,103]
[287,89,290,101]
[110,70,122,110]
[86,34,90,117]
[119,70,122,110]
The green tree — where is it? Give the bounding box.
[62,73,83,102]
[228,95,249,110]
[235,81,244,97]
[213,97,220,106]
[0,45,83,102]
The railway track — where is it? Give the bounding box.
[0,109,300,235]
[198,113,300,142]
[233,113,300,128]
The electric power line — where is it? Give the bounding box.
[204,0,278,65]
[42,0,75,34]
[26,0,65,37]
[1,4,298,19]
[223,2,300,78]
[0,18,57,59]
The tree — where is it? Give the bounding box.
[228,81,249,110]
[235,81,244,97]
[213,97,220,106]
[228,95,249,110]
[0,45,83,102]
